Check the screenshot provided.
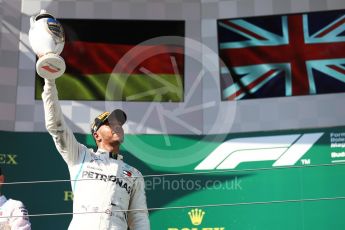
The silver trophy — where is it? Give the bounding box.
[29,9,66,79]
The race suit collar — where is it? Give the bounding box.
[96,148,109,154]
[96,148,123,160]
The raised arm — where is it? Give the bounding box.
[42,79,81,165]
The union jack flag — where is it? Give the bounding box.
[218,10,345,100]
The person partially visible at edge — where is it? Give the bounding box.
[42,80,150,230]
[0,168,31,230]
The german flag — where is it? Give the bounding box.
[35,19,185,101]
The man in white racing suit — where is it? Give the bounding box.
[42,81,150,229]
[0,168,31,230]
